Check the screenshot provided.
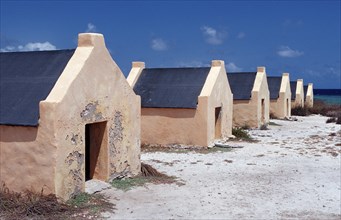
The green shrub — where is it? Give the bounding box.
[326,115,341,125]
[326,118,336,123]
[291,106,310,116]
[337,117,341,124]
[260,124,268,130]
[232,127,252,140]
[309,100,341,116]
[291,100,341,117]
[111,177,148,191]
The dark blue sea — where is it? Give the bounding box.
[314,89,341,105]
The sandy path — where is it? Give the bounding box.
[101,115,341,219]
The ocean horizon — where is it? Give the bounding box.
[314,89,341,105]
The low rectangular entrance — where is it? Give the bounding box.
[85,121,108,181]
[215,107,222,139]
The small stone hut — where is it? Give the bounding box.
[127,60,233,147]
[0,33,141,201]
[228,67,270,128]
[304,83,314,108]
[267,73,291,118]
[290,79,304,108]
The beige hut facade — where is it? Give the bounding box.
[0,33,141,201]
[128,60,233,147]
[291,79,305,108]
[267,73,292,118]
[228,67,270,128]
[305,83,314,108]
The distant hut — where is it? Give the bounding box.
[0,33,141,201]
[267,73,291,118]
[228,67,270,128]
[290,79,304,108]
[304,83,314,108]
[127,60,233,147]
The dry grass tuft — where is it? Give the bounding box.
[141,162,167,177]
[0,182,70,220]
[0,182,114,220]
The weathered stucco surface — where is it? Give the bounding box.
[305,83,314,108]
[232,67,270,128]
[0,33,141,201]
[0,125,56,194]
[269,73,291,118]
[292,79,305,108]
[140,108,206,146]
[128,60,232,147]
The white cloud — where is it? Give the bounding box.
[326,67,337,75]
[277,46,304,58]
[151,38,168,51]
[305,69,322,77]
[0,42,56,52]
[86,23,97,32]
[283,19,304,27]
[201,26,227,45]
[323,66,338,77]
[177,60,209,67]
[21,42,56,51]
[237,32,245,39]
[226,62,242,72]
[305,66,339,78]
[1,46,15,52]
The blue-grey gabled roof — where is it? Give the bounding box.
[227,72,257,100]
[267,76,282,100]
[304,85,309,100]
[290,81,297,100]
[0,49,75,126]
[133,67,210,108]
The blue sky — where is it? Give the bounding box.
[1,0,340,89]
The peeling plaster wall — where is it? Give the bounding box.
[44,34,140,200]
[0,108,57,194]
[233,100,258,128]
[140,108,207,146]
[0,34,141,201]
[270,74,291,118]
[134,61,232,147]
[232,68,270,128]
[270,100,279,117]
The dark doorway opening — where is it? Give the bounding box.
[261,99,265,123]
[85,121,107,181]
[286,98,289,116]
[215,107,222,139]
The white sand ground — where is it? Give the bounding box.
[101,115,341,219]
